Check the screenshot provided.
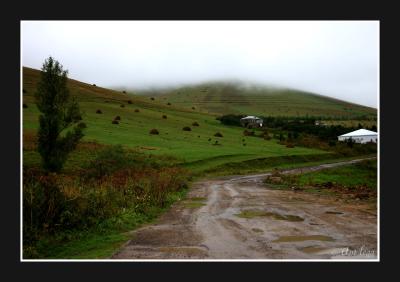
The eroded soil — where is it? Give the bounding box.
[111,158,377,260]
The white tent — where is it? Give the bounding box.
[338,129,378,144]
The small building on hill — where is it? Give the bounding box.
[240,116,263,128]
[338,129,378,144]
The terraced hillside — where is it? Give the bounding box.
[23,67,327,172]
[134,82,376,118]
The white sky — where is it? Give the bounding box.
[22,21,379,108]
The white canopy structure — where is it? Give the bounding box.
[338,129,378,144]
[240,116,263,128]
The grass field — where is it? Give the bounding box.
[133,81,377,118]
[23,67,330,172]
[264,159,377,202]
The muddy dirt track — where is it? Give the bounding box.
[111,158,377,260]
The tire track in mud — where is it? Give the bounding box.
[111,157,377,260]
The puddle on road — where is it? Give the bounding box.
[325,211,344,215]
[235,210,304,222]
[273,235,334,243]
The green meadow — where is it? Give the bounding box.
[23,67,329,173]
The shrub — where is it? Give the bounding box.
[122,90,126,94]
[96,109,102,114]
[77,122,87,129]
[328,140,336,147]
[243,130,254,136]
[150,97,155,101]
[167,102,171,105]
[183,126,191,131]
[192,106,196,110]
[112,120,119,124]
[149,128,159,135]
[23,103,28,108]
[114,116,121,121]
[120,104,125,108]
[208,138,211,141]
[23,89,27,93]
[127,100,132,104]
[286,143,295,148]
[93,84,96,86]
[134,109,140,112]
[162,115,167,119]
[192,121,199,126]
[214,132,223,137]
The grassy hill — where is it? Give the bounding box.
[133,81,377,119]
[22,67,332,173]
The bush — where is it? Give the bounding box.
[122,90,126,94]
[286,143,295,148]
[208,138,211,141]
[92,84,96,86]
[23,89,27,93]
[96,109,102,114]
[23,103,28,108]
[77,122,87,129]
[149,128,159,135]
[167,102,171,105]
[192,122,199,126]
[112,120,119,124]
[192,107,196,110]
[162,115,167,119]
[127,100,132,104]
[114,116,121,121]
[183,126,191,131]
[134,109,140,113]
[214,132,223,137]
[120,104,125,108]
[243,130,255,136]
[150,97,155,101]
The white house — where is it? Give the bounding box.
[240,116,263,128]
[338,129,378,144]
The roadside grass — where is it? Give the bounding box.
[264,159,377,202]
[29,188,188,259]
[296,159,377,189]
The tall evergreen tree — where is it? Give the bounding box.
[35,57,84,172]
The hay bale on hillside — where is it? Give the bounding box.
[149,128,159,135]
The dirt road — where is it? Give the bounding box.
[111,158,377,260]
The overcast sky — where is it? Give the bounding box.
[22,21,379,108]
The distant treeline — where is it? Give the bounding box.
[217,114,377,142]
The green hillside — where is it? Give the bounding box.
[133,81,376,118]
[23,67,329,172]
